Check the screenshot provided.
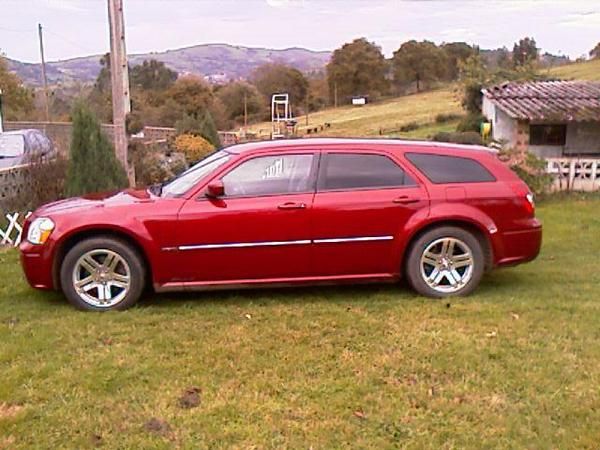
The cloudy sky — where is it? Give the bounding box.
[1,0,598,63]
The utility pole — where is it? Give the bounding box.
[305,90,309,127]
[243,91,248,129]
[38,23,50,122]
[107,0,133,186]
[334,81,338,108]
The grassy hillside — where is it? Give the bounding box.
[250,87,463,140]
[546,58,600,81]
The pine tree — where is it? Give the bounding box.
[175,110,221,148]
[65,103,128,196]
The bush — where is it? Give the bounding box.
[399,121,420,132]
[435,112,463,123]
[2,154,68,212]
[129,141,187,187]
[173,134,215,164]
[456,113,486,132]
[175,110,221,148]
[499,148,552,195]
[432,131,483,145]
[65,103,128,196]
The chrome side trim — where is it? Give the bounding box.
[178,239,311,251]
[313,236,394,244]
[167,235,394,252]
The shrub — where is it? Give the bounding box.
[432,131,482,145]
[175,110,221,148]
[435,112,463,123]
[65,103,128,196]
[399,121,420,132]
[499,148,552,195]
[173,134,215,164]
[456,113,486,132]
[2,154,68,212]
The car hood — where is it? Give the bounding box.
[35,189,156,216]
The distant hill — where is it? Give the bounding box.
[6,43,331,87]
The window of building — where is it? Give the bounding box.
[318,153,415,191]
[405,153,496,184]
[529,124,567,146]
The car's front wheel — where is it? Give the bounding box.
[405,226,484,298]
[60,236,146,311]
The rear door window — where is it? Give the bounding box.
[318,153,416,191]
[405,153,496,183]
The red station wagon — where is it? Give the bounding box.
[20,138,542,311]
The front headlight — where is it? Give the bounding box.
[27,217,55,245]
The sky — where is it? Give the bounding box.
[1,0,598,63]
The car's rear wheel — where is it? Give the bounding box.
[405,226,484,298]
[60,237,145,311]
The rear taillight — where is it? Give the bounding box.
[523,192,535,216]
[509,182,535,217]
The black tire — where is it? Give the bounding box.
[60,236,146,311]
[405,226,484,298]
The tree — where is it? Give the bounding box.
[392,40,448,92]
[175,109,221,148]
[251,63,308,106]
[512,37,538,67]
[590,42,600,59]
[87,54,113,123]
[457,54,490,114]
[166,75,213,117]
[130,59,177,91]
[65,103,128,196]
[0,55,35,120]
[326,38,388,102]
[442,42,477,80]
[216,81,265,124]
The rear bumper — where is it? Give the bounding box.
[495,219,542,267]
[19,241,55,290]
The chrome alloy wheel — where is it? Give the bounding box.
[72,249,131,308]
[420,237,474,294]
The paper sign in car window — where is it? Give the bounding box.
[263,158,285,179]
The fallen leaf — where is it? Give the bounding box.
[510,312,520,320]
[486,331,497,338]
[353,410,366,420]
[178,387,201,409]
[244,313,252,320]
[428,386,436,397]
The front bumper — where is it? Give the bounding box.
[495,219,542,267]
[19,240,55,290]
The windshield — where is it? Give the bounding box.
[161,150,231,197]
[0,135,25,158]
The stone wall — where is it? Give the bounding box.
[4,121,116,156]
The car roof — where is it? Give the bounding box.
[223,137,496,156]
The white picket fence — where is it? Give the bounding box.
[546,158,600,192]
[0,212,32,247]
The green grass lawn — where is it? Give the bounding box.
[1,196,600,448]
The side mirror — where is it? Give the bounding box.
[206,180,225,198]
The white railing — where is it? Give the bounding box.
[546,158,600,192]
[0,212,31,247]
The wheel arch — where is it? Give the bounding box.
[52,227,153,291]
[402,219,494,274]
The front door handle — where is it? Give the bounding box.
[278,202,307,210]
[393,195,420,204]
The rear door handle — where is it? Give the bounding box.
[393,195,420,204]
[278,202,307,210]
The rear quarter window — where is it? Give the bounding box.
[405,153,496,184]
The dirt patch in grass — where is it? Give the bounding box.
[178,387,201,409]
[0,402,24,419]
